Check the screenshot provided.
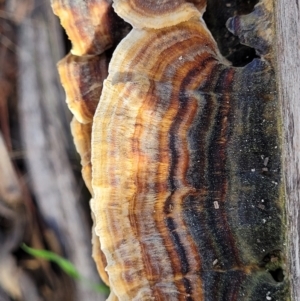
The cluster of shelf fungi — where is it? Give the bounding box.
[52,0,289,300]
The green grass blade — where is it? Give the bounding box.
[21,244,110,294]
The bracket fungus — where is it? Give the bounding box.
[52,0,288,300]
[112,0,206,28]
[58,53,109,124]
[52,0,123,55]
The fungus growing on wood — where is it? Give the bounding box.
[52,0,288,299]
[52,0,115,55]
[51,0,131,289]
[112,0,205,28]
[58,54,109,124]
[70,118,93,194]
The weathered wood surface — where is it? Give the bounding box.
[0,132,37,301]
[14,0,105,300]
[275,2,300,301]
[0,1,60,300]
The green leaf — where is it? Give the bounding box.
[21,243,110,295]
[21,243,81,279]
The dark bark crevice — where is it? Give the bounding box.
[203,0,259,66]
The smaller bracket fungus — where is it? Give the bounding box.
[226,0,274,58]
[52,0,131,291]
[51,0,118,55]
[91,207,109,285]
[113,0,204,29]
[70,118,93,194]
[58,53,109,124]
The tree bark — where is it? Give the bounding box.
[275,2,300,300]
[16,0,105,300]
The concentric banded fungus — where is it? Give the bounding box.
[58,53,109,124]
[52,0,288,299]
[70,119,93,194]
[91,209,109,285]
[91,0,287,300]
[52,0,116,55]
[113,0,205,28]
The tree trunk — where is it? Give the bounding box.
[275,2,300,300]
